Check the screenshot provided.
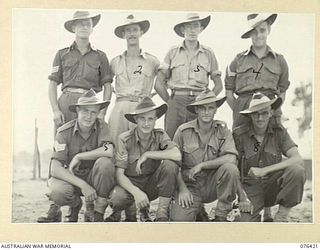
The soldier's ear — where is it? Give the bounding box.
[200,26,204,32]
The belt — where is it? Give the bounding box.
[237,90,277,97]
[172,89,203,96]
[63,87,88,94]
[116,96,144,102]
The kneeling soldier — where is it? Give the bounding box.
[170,90,239,221]
[39,89,115,222]
[109,97,181,221]
[233,92,306,222]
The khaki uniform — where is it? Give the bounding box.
[170,119,239,221]
[225,46,290,128]
[161,42,221,138]
[233,122,306,222]
[109,128,179,211]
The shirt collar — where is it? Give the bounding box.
[179,41,204,53]
[134,127,156,145]
[121,49,147,59]
[248,122,275,139]
[69,41,96,52]
[245,45,276,58]
[73,119,98,136]
[191,119,218,135]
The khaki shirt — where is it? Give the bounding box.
[161,42,221,91]
[173,119,238,169]
[116,128,177,177]
[110,51,160,98]
[233,122,297,173]
[225,46,290,95]
[52,119,113,166]
[48,42,113,93]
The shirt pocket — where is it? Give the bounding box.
[183,144,201,167]
[236,64,255,89]
[170,60,188,82]
[263,143,282,166]
[62,57,78,81]
[261,63,281,90]
[192,61,210,87]
[84,59,100,83]
[134,64,154,96]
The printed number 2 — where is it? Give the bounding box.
[133,65,142,74]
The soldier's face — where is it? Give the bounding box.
[250,21,270,48]
[135,110,157,135]
[181,21,203,42]
[195,103,217,124]
[123,24,142,45]
[250,107,273,130]
[73,19,93,39]
[76,105,100,129]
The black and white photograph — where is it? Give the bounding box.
[11,8,314,227]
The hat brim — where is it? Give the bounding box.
[186,96,227,114]
[114,20,150,39]
[240,96,283,115]
[64,14,101,33]
[241,14,277,39]
[174,15,211,37]
[69,100,110,113]
[125,103,168,124]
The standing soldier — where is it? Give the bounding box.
[233,93,306,222]
[225,14,290,129]
[108,14,160,145]
[38,11,112,223]
[155,13,223,139]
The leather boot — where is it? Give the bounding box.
[65,198,82,222]
[155,197,172,222]
[84,202,95,222]
[37,204,62,223]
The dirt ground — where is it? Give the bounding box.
[12,178,313,223]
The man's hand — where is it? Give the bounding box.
[248,167,268,178]
[53,110,65,127]
[80,183,97,202]
[136,153,148,175]
[238,198,254,214]
[188,164,203,181]
[177,187,193,208]
[133,190,150,209]
[69,154,81,173]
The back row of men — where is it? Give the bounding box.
[38,11,305,223]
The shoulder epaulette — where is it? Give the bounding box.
[118,129,134,142]
[179,120,195,131]
[236,49,249,57]
[233,123,250,135]
[56,119,76,133]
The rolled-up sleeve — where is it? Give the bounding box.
[115,136,128,169]
[209,50,221,78]
[159,130,177,150]
[224,57,237,91]
[219,128,239,157]
[48,51,63,84]
[99,52,113,86]
[278,55,290,93]
[51,132,68,165]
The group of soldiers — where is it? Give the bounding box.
[37,11,306,223]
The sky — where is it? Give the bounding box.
[12,9,314,157]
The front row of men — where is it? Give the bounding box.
[40,89,305,223]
